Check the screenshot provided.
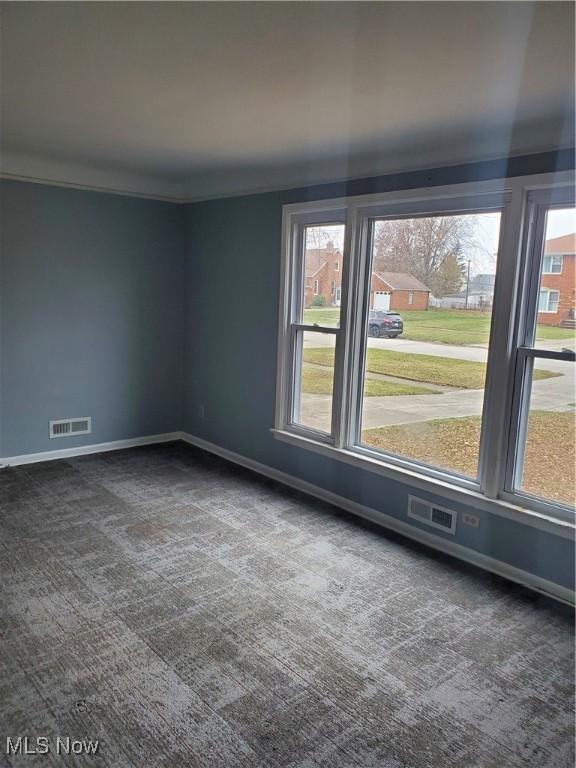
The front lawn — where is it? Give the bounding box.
[401,310,492,345]
[401,310,575,345]
[301,366,438,397]
[362,410,575,505]
[303,307,575,346]
[304,347,558,390]
[303,307,341,327]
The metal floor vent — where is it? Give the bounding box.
[407,495,457,534]
[49,417,92,439]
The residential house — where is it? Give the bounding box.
[305,250,431,312]
[304,243,343,307]
[370,271,430,310]
[537,233,576,327]
[431,272,496,310]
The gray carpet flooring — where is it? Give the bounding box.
[0,442,574,768]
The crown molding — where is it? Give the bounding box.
[2,145,574,206]
[0,152,188,202]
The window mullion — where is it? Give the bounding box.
[332,206,356,447]
[477,186,525,497]
[287,325,301,426]
[504,348,532,494]
[340,209,372,449]
[502,197,553,497]
[281,221,305,430]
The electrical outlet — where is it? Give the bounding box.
[463,513,479,528]
[198,405,205,419]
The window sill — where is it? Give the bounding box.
[271,428,575,539]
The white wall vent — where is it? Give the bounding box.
[49,417,92,439]
[407,495,457,535]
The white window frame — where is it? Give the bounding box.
[274,172,575,531]
[408,291,414,305]
[313,279,319,295]
[502,186,575,523]
[334,260,340,272]
[542,253,563,274]
[275,208,347,443]
[538,288,560,313]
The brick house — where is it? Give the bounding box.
[370,271,430,311]
[537,233,576,327]
[304,244,343,307]
[304,246,431,312]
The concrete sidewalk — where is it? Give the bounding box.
[299,380,575,434]
[298,358,574,433]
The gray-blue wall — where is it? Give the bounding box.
[0,180,186,456]
[183,151,576,592]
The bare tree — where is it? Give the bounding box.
[373,216,476,297]
[305,225,344,252]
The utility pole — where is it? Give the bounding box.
[464,259,471,310]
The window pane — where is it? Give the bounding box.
[516,359,575,507]
[293,330,335,434]
[535,207,576,351]
[549,291,559,313]
[359,211,502,478]
[302,224,345,327]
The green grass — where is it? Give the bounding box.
[303,347,558,389]
[301,365,438,397]
[402,310,575,346]
[536,326,576,341]
[401,311,491,345]
[303,307,341,327]
[303,307,575,346]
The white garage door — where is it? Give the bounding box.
[374,291,391,310]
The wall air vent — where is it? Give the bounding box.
[49,417,92,439]
[407,495,457,535]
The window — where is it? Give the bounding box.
[334,260,340,271]
[281,220,346,438]
[276,173,575,522]
[506,200,576,513]
[359,211,501,480]
[538,289,560,313]
[331,280,336,295]
[542,253,563,274]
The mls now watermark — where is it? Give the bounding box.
[6,736,99,756]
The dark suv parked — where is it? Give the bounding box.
[368,310,404,338]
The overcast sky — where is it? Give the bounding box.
[546,207,576,239]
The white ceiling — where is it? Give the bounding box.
[1,2,574,201]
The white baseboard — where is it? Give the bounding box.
[0,432,183,467]
[180,432,575,606]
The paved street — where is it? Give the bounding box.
[300,333,575,433]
